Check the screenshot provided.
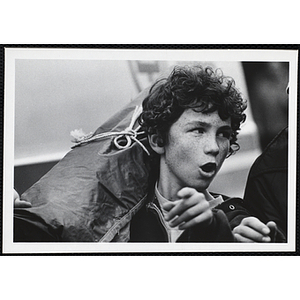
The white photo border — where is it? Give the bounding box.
[3,47,298,254]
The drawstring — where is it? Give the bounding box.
[71,106,150,156]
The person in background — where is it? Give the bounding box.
[231,86,289,242]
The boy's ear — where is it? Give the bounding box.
[148,133,165,155]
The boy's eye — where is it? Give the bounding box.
[218,131,232,139]
[192,128,205,134]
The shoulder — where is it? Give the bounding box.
[211,194,250,228]
[212,194,246,213]
[249,127,288,178]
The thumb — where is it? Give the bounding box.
[161,199,182,212]
[14,189,20,201]
[266,221,278,242]
[14,189,32,208]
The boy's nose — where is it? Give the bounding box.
[204,137,220,156]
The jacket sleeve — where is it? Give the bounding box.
[14,209,61,242]
[215,197,251,230]
[178,209,235,242]
[216,197,286,243]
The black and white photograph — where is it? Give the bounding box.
[2,47,298,253]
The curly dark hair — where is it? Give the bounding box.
[139,65,247,156]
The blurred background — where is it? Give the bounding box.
[14,59,289,198]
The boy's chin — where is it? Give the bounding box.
[193,182,212,193]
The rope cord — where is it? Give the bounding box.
[71,106,150,156]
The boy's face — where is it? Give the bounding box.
[158,108,232,197]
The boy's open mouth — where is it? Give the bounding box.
[200,162,217,173]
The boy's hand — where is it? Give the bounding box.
[233,217,278,242]
[14,189,32,208]
[161,187,213,230]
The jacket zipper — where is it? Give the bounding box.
[147,202,171,242]
[99,194,147,242]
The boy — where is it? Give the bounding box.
[130,65,246,242]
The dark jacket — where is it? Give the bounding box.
[129,188,235,242]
